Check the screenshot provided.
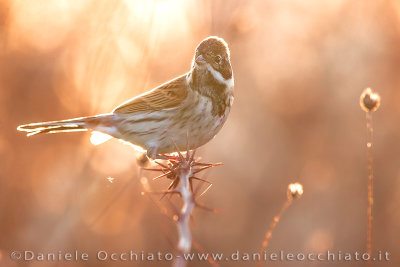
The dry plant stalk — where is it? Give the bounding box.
[257,183,303,267]
[142,143,221,267]
[360,88,380,267]
[175,157,195,252]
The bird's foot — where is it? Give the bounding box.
[154,154,180,161]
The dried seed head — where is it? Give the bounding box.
[136,152,150,167]
[360,88,380,112]
[287,183,304,200]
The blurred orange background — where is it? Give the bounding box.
[1,0,400,266]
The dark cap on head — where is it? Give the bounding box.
[195,36,230,57]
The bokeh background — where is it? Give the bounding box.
[1,0,400,266]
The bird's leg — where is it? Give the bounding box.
[146,147,180,161]
[154,154,180,161]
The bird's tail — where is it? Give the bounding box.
[17,114,114,136]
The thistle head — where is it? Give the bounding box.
[287,183,304,200]
[360,88,380,112]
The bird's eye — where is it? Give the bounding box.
[214,55,222,64]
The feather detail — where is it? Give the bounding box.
[90,131,113,145]
[112,74,188,114]
[17,114,115,136]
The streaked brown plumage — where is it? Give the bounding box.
[113,75,188,114]
[18,36,234,159]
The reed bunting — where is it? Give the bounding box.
[18,36,234,159]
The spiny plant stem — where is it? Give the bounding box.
[366,111,374,267]
[173,160,195,267]
[142,146,220,267]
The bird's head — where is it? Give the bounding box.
[193,36,233,83]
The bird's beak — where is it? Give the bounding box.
[195,54,206,65]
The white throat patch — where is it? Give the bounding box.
[205,64,234,89]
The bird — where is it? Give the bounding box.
[17,36,234,159]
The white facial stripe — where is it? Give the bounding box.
[226,76,234,89]
[205,64,234,89]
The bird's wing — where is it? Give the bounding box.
[113,74,188,114]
